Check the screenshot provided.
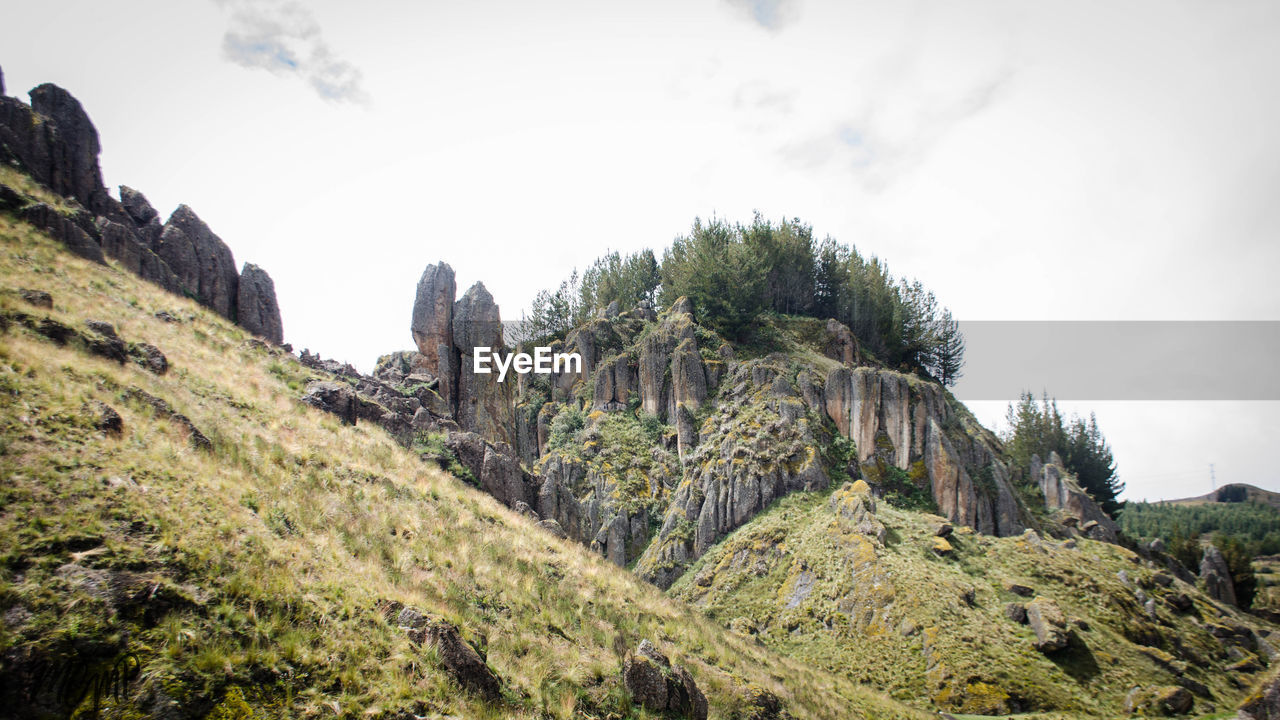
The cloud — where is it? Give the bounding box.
[723,0,800,32]
[217,0,368,104]
[780,66,1015,191]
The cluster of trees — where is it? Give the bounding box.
[520,249,660,341]
[1003,392,1124,518]
[524,214,965,386]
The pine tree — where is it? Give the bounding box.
[931,309,964,387]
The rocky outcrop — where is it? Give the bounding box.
[824,318,861,365]
[638,361,829,588]
[830,480,887,544]
[622,640,708,720]
[118,185,164,249]
[236,263,283,344]
[638,300,698,421]
[158,205,239,320]
[1035,452,1120,543]
[535,453,662,567]
[0,84,111,216]
[410,262,457,400]
[824,365,1032,537]
[401,613,502,702]
[95,217,184,294]
[1200,545,1238,607]
[591,353,634,411]
[0,80,284,343]
[18,203,104,263]
[453,282,514,445]
[27,84,110,213]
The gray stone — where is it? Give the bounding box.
[1199,545,1237,607]
[157,205,239,320]
[236,262,283,344]
[1025,597,1069,652]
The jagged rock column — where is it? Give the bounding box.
[411,262,458,408]
[237,263,284,344]
[453,282,515,445]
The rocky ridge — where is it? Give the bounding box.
[0,68,283,343]
[297,259,1126,595]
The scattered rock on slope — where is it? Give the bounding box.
[1123,685,1193,716]
[622,640,708,720]
[1025,597,1069,652]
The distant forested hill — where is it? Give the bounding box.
[1121,484,1280,556]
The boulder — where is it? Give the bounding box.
[236,263,283,344]
[1005,602,1027,623]
[407,618,502,702]
[0,182,23,211]
[19,289,52,309]
[1025,597,1069,652]
[89,401,122,435]
[302,381,359,425]
[1123,685,1193,716]
[1200,545,1238,607]
[157,205,239,320]
[824,318,860,365]
[622,640,707,720]
[128,342,169,375]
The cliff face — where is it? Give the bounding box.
[0,69,283,342]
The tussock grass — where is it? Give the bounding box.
[0,210,928,718]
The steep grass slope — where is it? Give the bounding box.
[0,211,927,719]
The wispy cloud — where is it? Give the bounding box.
[216,0,368,104]
[723,0,801,32]
[780,67,1016,191]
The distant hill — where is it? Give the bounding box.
[1166,482,1280,510]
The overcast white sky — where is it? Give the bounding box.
[3,0,1278,501]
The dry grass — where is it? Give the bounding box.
[0,212,929,719]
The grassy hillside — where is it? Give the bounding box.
[670,482,1275,717]
[0,211,929,718]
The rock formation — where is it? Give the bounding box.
[622,640,708,720]
[637,359,829,587]
[410,262,457,394]
[0,75,284,343]
[453,282,514,446]
[237,263,283,344]
[158,205,240,320]
[1200,544,1238,607]
[1035,452,1121,542]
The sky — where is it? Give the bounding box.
[3,0,1278,501]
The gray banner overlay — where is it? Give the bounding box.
[952,321,1280,401]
